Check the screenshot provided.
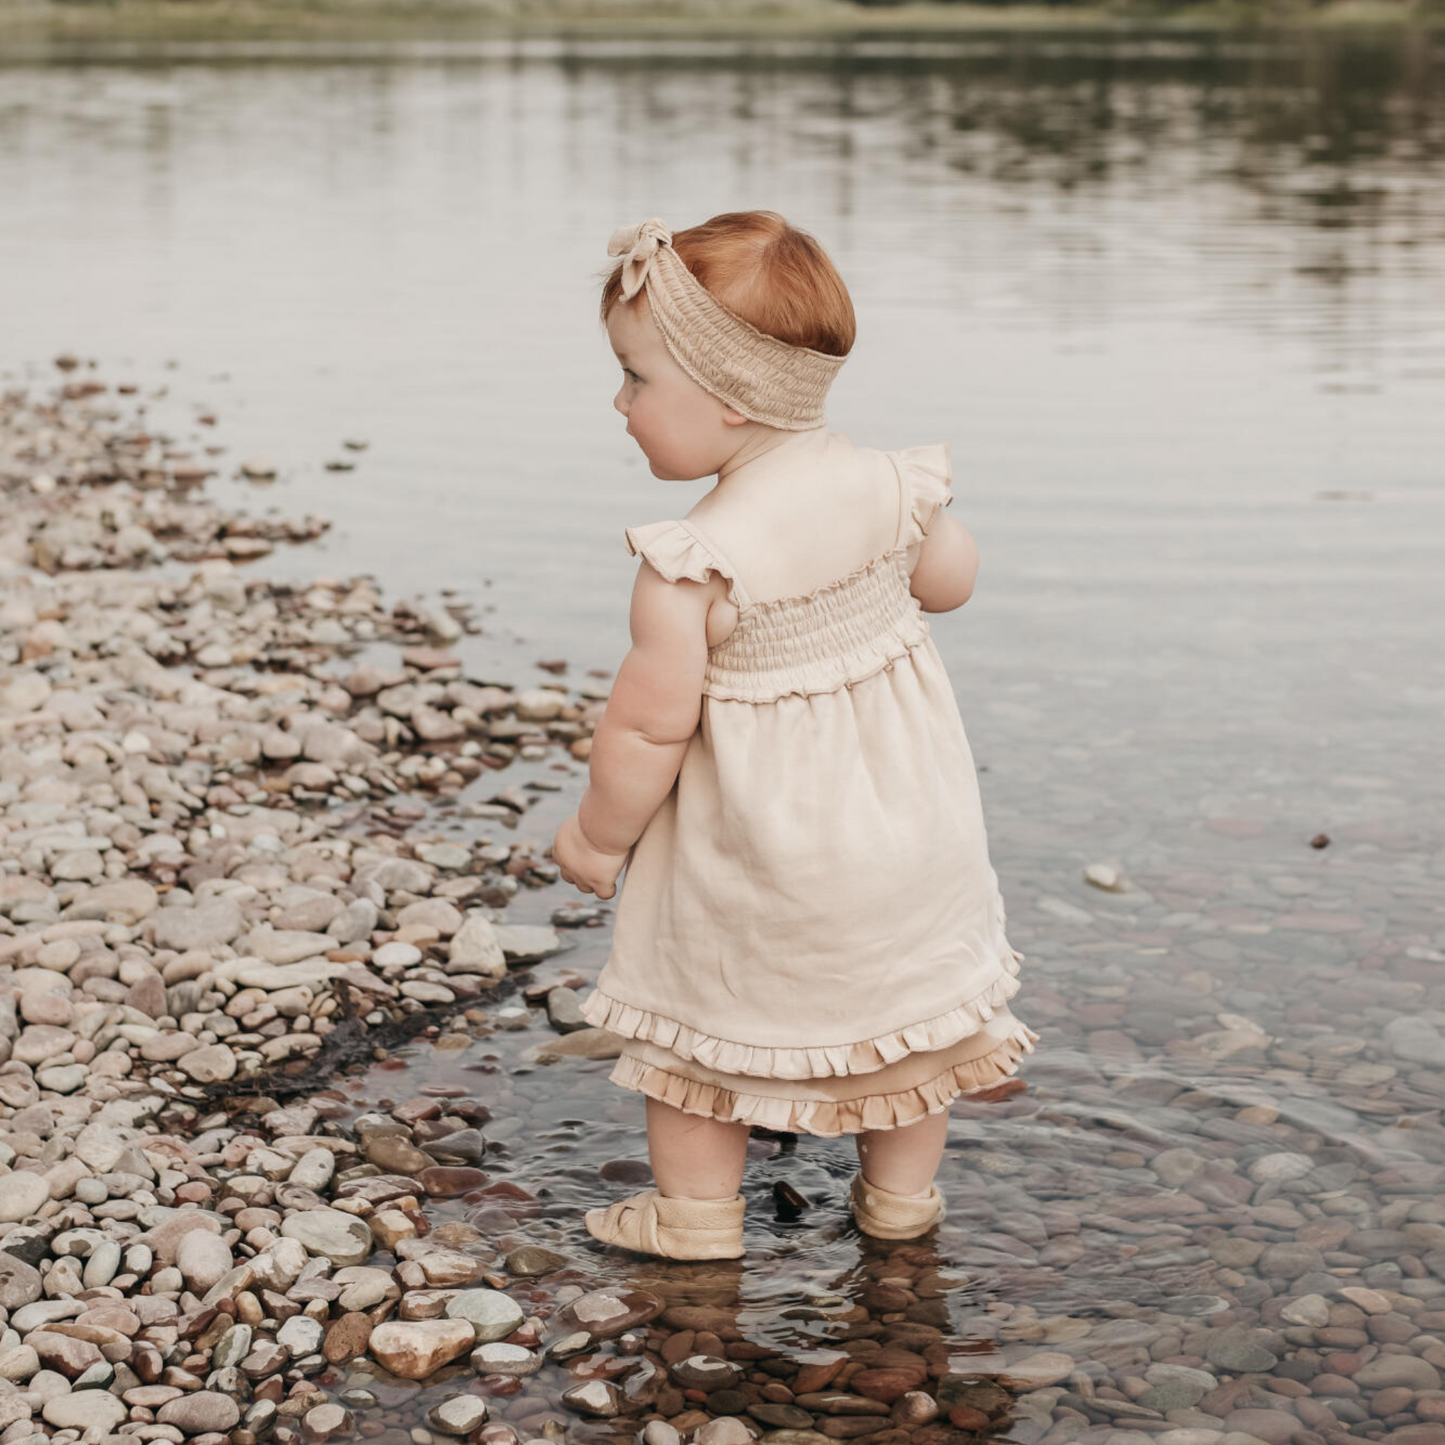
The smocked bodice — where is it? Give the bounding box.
[622,439,953,707]
[702,544,929,702]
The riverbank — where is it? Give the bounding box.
[0,0,1438,46]
[0,363,660,1444]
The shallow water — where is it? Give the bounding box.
[3,27,1445,1441]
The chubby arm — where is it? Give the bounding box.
[908,513,979,613]
[575,561,715,855]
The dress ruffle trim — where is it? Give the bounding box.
[622,441,951,621]
[624,519,744,611]
[894,441,953,548]
[577,940,1027,1082]
[606,1017,1040,1138]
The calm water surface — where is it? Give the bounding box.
[3,31,1445,1442]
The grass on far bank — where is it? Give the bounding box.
[0,0,1439,45]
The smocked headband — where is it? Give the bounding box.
[607,218,846,431]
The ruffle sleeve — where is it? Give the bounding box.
[892,441,953,549]
[624,519,744,610]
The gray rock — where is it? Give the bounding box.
[1353,1355,1441,1391]
[0,1260,41,1317]
[277,1315,324,1358]
[281,1209,374,1267]
[445,1289,524,1343]
[470,1342,541,1376]
[153,898,244,951]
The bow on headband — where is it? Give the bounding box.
[607,218,672,302]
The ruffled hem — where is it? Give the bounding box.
[606,1019,1040,1137]
[577,940,1027,1081]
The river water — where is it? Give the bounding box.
[3,27,1445,1443]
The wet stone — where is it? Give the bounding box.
[1204,1330,1280,1373]
[470,1343,541,1376]
[670,1355,744,1391]
[445,1289,525,1343]
[417,1166,489,1197]
[504,1245,569,1276]
[557,1288,666,1342]
[369,1319,475,1380]
[562,1379,621,1418]
[426,1396,490,1435]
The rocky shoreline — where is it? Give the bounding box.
[0,365,657,1445]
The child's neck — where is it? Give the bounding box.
[715,424,829,488]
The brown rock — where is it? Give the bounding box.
[417,1166,488,1198]
[851,1367,927,1404]
[324,1313,373,1365]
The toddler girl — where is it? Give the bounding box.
[551,211,1038,1261]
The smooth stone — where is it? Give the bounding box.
[302,1403,353,1443]
[669,1356,744,1391]
[152,899,244,952]
[470,1343,541,1377]
[504,1245,568,1277]
[557,1288,666,1341]
[281,1209,374,1267]
[368,1320,475,1380]
[562,1379,621,1418]
[289,1149,336,1192]
[42,1392,127,1432]
[426,1396,490,1435]
[445,1290,524,1343]
[176,1231,234,1292]
[1353,1356,1441,1391]
[363,1135,433,1175]
[277,1316,325,1357]
[212,1324,253,1370]
[0,1254,43,1309]
[178,1044,236,1083]
[417,1166,488,1198]
[1280,1294,1330,1327]
[157,1391,242,1433]
[0,1173,50,1224]
[426,1129,487,1164]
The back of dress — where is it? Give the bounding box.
[578,432,1037,1128]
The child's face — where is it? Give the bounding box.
[607,294,743,481]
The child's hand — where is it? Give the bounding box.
[552,813,630,900]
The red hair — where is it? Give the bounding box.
[600,210,855,358]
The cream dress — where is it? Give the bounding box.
[577,436,1039,1138]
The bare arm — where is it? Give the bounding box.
[908,513,979,613]
[575,561,717,855]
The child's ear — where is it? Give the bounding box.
[720,406,751,428]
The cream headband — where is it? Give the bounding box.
[606,217,848,431]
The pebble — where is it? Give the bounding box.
[445,1289,525,1343]
[368,1320,476,1379]
[426,1396,490,1435]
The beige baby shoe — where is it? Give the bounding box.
[848,1169,947,1239]
[584,1188,746,1260]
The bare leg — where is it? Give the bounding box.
[646,1097,751,1200]
[855,1108,950,1195]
